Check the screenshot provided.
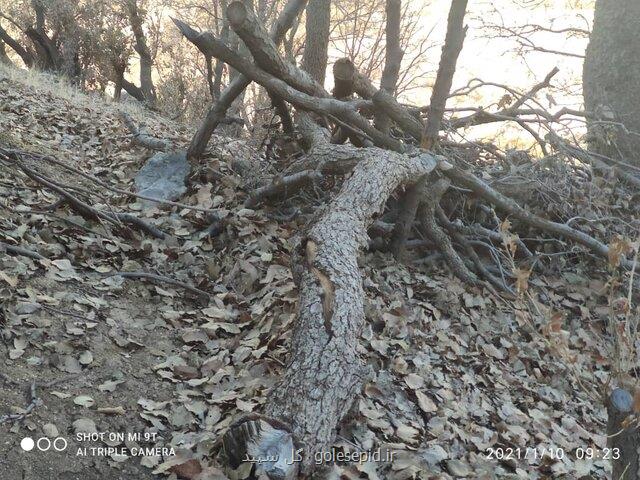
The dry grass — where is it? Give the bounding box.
[0,63,149,118]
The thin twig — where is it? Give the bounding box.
[103,271,210,299]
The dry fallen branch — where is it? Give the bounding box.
[0,241,45,260]
[416,177,482,287]
[120,112,172,151]
[103,271,210,299]
[1,149,166,239]
[10,148,219,213]
[187,0,309,160]
[173,17,404,152]
[438,160,637,270]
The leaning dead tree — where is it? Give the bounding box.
[174,1,638,477]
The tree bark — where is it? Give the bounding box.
[227,1,323,97]
[301,0,330,85]
[25,27,62,71]
[421,0,467,149]
[25,0,63,71]
[174,18,403,151]
[583,0,640,166]
[223,124,437,478]
[184,0,308,161]
[375,0,403,133]
[122,78,146,102]
[125,0,157,105]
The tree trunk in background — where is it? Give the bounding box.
[301,0,330,85]
[421,0,467,149]
[27,0,64,71]
[583,0,640,167]
[374,0,403,134]
[126,0,157,105]
[0,25,34,68]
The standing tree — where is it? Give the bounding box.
[301,0,330,85]
[125,0,157,105]
[583,0,640,167]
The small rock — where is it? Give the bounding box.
[134,150,189,208]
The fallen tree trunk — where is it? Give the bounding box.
[222,124,438,478]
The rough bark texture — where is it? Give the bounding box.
[372,88,423,140]
[185,0,308,161]
[301,0,330,85]
[262,141,437,475]
[227,1,323,96]
[421,0,467,148]
[126,0,157,105]
[583,0,640,166]
[606,388,639,479]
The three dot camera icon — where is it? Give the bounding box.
[21,437,68,452]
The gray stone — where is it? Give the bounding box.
[134,150,189,207]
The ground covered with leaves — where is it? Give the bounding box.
[0,65,635,479]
